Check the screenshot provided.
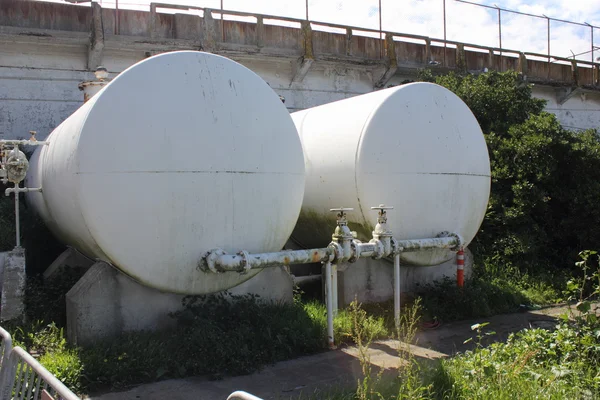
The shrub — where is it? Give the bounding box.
[419,70,600,275]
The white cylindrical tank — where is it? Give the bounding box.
[291,82,491,266]
[26,51,305,294]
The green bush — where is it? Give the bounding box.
[420,70,600,275]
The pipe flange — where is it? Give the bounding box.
[237,250,251,274]
[436,231,463,251]
[200,248,225,273]
[347,240,359,263]
[369,239,385,260]
[327,242,343,264]
[390,237,402,255]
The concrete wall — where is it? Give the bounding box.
[0,0,598,141]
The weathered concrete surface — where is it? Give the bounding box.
[0,0,598,143]
[0,247,25,322]
[66,262,293,346]
[43,247,94,279]
[0,252,6,288]
[89,304,569,400]
[66,262,183,346]
[337,249,473,307]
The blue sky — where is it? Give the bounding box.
[44,0,600,61]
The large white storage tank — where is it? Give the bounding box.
[291,83,491,266]
[26,51,306,295]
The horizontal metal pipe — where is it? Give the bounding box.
[396,236,458,252]
[216,248,332,271]
[355,242,377,258]
[293,274,322,284]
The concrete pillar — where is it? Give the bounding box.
[1,247,26,322]
[517,52,528,78]
[345,28,352,56]
[202,8,218,52]
[455,43,467,73]
[257,16,265,48]
[66,262,293,346]
[87,1,104,71]
[571,60,580,86]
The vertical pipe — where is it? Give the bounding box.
[115,0,119,35]
[443,0,447,66]
[394,253,400,328]
[457,248,465,288]
[325,261,335,349]
[220,0,224,42]
[591,26,594,64]
[305,0,309,20]
[332,264,338,317]
[548,17,551,63]
[14,183,20,248]
[498,8,502,56]
[379,0,383,59]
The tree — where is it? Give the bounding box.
[421,70,600,272]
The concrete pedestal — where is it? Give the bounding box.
[336,248,473,307]
[65,262,293,346]
[1,247,26,322]
[43,247,94,279]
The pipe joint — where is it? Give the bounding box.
[237,250,251,274]
[200,248,225,273]
[369,238,385,259]
[437,231,463,251]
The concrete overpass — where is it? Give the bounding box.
[0,0,598,139]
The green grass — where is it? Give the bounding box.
[6,278,389,393]
[1,259,574,395]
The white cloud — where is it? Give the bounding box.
[40,0,600,61]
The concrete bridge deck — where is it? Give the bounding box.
[0,0,598,139]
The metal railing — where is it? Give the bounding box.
[50,0,599,65]
[227,391,263,400]
[0,328,79,400]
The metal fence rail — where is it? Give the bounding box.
[0,326,79,400]
[227,391,264,400]
[1,346,80,400]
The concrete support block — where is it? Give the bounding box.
[66,262,293,346]
[1,247,26,322]
[43,247,93,279]
[336,249,474,307]
[66,262,185,346]
[229,267,293,303]
[87,1,104,71]
[374,33,397,89]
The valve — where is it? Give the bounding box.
[370,204,394,258]
[329,207,355,263]
[370,204,394,225]
[329,207,353,224]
